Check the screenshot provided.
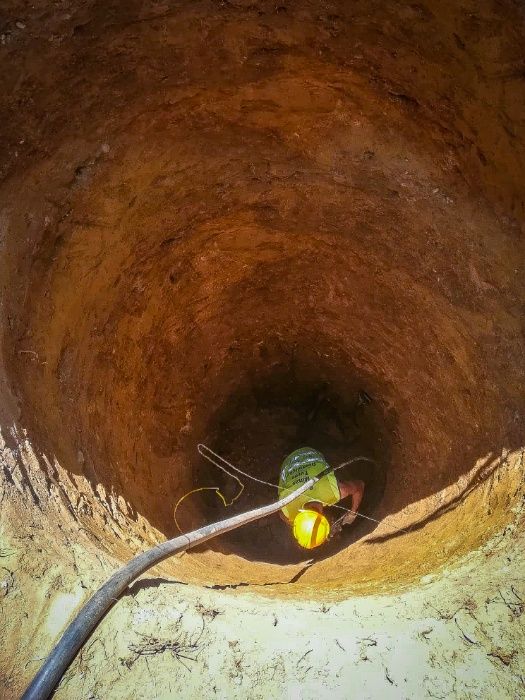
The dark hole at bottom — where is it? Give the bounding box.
[192,375,391,565]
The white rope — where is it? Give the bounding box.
[197,444,278,488]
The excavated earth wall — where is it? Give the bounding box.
[0,1,524,697]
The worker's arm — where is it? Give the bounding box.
[337,479,365,526]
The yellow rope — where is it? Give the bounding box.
[173,476,244,533]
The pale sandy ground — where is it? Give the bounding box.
[1,431,524,699]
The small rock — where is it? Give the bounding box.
[15,21,26,30]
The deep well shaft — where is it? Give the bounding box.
[0,1,524,697]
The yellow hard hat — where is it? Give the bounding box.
[292,509,330,549]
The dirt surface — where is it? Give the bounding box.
[1,0,525,697]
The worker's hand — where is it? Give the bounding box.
[340,510,358,527]
[329,518,344,539]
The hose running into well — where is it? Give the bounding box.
[21,469,332,700]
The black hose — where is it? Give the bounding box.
[22,470,330,700]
